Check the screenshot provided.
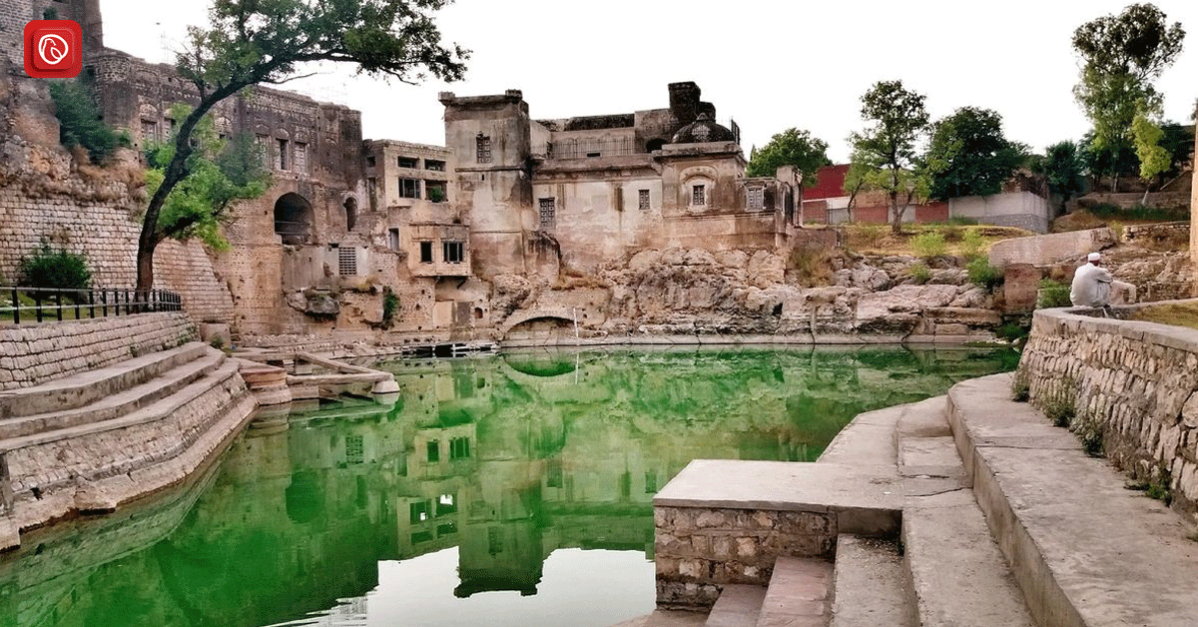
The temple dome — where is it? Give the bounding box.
[670,113,736,144]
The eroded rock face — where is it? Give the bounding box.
[286,290,340,318]
[496,246,1004,340]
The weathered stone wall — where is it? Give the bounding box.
[988,227,1115,269]
[1020,306,1198,520]
[0,312,194,390]
[654,505,835,610]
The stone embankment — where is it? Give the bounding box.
[635,366,1198,626]
[0,316,257,550]
[1019,303,1198,520]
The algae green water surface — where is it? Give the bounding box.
[1,346,1016,627]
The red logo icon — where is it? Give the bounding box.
[24,20,82,78]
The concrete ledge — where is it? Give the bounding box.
[655,460,901,533]
[947,374,1198,627]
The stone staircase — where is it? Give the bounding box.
[636,373,1198,627]
[0,341,256,550]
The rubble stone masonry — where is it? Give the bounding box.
[1020,306,1198,520]
[0,312,194,390]
[654,505,835,610]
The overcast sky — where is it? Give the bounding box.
[99,0,1198,163]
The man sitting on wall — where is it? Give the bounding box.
[1070,252,1135,313]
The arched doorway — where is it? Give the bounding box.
[274,193,313,245]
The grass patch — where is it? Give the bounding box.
[911,232,947,259]
[1128,303,1198,331]
[1087,202,1188,223]
[788,242,836,287]
[908,262,931,285]
[1010,369,1030,402]
[1036,279,1072,309]
[1036,378,1076,428]
[1072,415,1105,457]
[842,223,1030,257]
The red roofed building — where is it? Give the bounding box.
[800,165,1051,232]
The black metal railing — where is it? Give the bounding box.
[0,287,183,325]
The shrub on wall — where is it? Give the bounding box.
[1036,279,1072,309]
[911,231,947,259]
[966,257,1004,292]
[48,80,125,164]
[19,242,92,294]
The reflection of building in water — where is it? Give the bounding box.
[0,348,1012,627]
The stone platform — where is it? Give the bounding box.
[637,373,1198,627]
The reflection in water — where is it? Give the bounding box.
[0,346,1016,627]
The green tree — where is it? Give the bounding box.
[924,107,1025,200]
[143,104,271,250]
[1034,140,1087,205]
[847,80,930,233]
[1072,3,1185,190]
[48,79,123,163]
[134,0,469,295]
[1131,112,1170,202]
[746,128,831,185]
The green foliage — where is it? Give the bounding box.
[136,0,470,292]
[1129,468,1174,506]
[924,107,1026,200]
[1085,202,1186,221]
[18,242,92,293]
[1035,140,1087,200]
[1038,380,1077,428]
[1036,279,1072,309]
[908,262,931,285]
[911,232,947,259]
[848,80,931,233]
[1131,111,1171,184]
[960,229,985,259]
[42,6,56,19]
[48,80,121,163]
[947,216,979,226]
[967,257,1004,292]
[143,104,270,249]
[382,287,400,328]
[1073,415,1105,457]
[1010,369,1030,402]
[746,128,831,185]
[1072,3,1185,169]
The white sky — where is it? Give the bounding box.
[98,0,1198,163]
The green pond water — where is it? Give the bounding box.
[1,346,1017,627]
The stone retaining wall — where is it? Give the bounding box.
[0,312,195,390]
[1019,305,1198,520]
[654,506,835,610]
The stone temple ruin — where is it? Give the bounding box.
[0,0,831,342]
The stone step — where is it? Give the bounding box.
[902,488,1034,627]
[612,610,708,627]
[897,394,1035,627]
[755,556,832,627]
[0,358,243,455]
[0,349,226,440]
[947,374,1198,627]
[705,584,766,627]
[828,534,912,627]
[0,341,209,419]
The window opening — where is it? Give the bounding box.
[388,228,400,251]
[338,247,357,276]
[539,197,556,229]
[399,178,421,199]
[276,138,288,170]
[692,184,706,206]
[398,156,418,168]
[419,241,433,263]
[639,189,650,210]
[476,134,492,163]
[443,241,464,264]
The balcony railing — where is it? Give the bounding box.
[0,286,183,325]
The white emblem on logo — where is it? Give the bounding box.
[37,34,69,66]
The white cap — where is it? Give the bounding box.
[1088,252,1101,262]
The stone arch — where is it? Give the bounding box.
[274,193,313,245]
[344,197,358,231]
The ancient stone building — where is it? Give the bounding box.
[440,83,804,279]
